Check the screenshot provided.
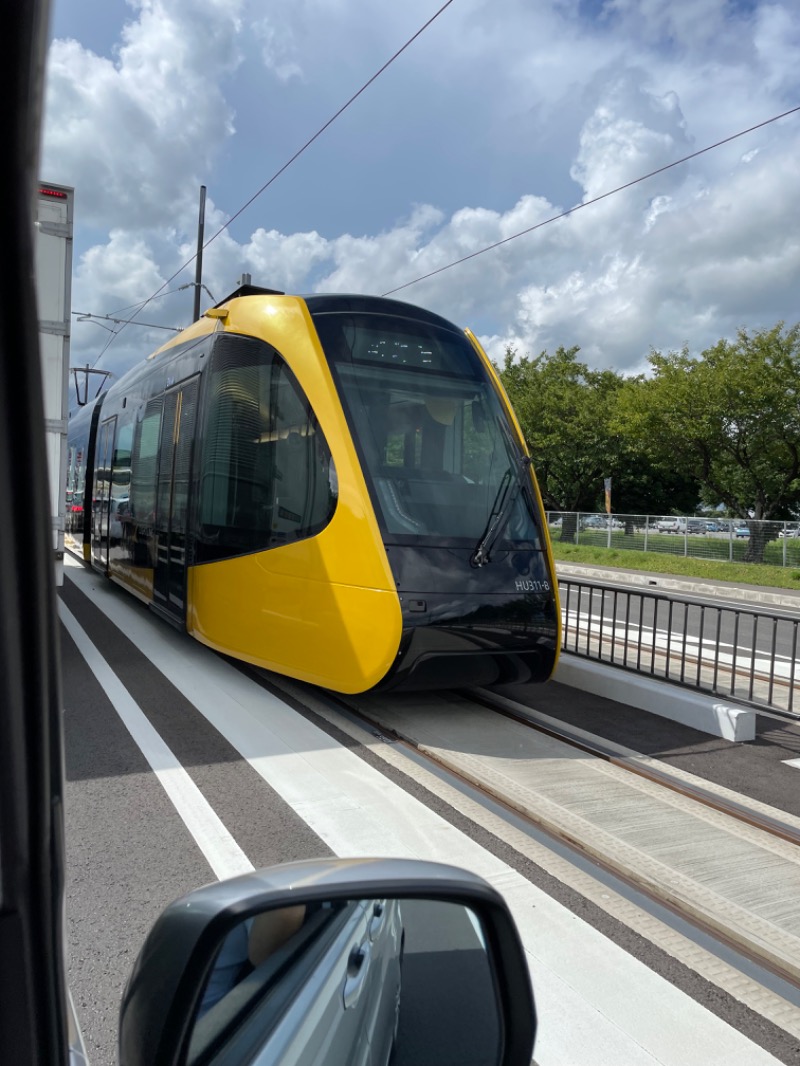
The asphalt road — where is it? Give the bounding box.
[60,578,331,1065]
[59,560,799,1066]
[561,584,796,664]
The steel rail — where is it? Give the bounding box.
[468,690,800,848]
[243,664,800,994]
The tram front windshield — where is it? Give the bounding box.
[314,313,541,549]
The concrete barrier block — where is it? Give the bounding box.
[555,655,756,743]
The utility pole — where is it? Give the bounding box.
[193,185,206,321]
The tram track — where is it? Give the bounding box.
[468,688,800,848]
[243,666,800,1030]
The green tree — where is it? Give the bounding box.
[618,323,800,561]
[499,346,620,514]
[499,345,698,541]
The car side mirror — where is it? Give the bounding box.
[118,858,536,1066]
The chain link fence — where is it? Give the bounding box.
[546,513,800,567]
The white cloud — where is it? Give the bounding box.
[42,0,245,230]
[46,0,800,384]
[203,225,331,294]
[571,77,690,203]
[601,0,740,50]
[753,3,800,93]
[252,19,303,81]
[480,105,800,370]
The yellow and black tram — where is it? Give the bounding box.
[66,287,560,693]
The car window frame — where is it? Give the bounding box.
[0,2,70,1065]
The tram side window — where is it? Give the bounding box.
[112,421,133,505]
[197,339,337,561]
[130,401,163,524]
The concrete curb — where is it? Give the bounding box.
[555,654,756,743]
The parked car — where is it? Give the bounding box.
[734,525,750,538]
[704,522,720,533]
[581,515,624,530]
[655,517,687,533]
[687,520,706,534]
[778,527,800,538]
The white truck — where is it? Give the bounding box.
[35,182,74,586]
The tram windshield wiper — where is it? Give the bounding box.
[470,455,532,567]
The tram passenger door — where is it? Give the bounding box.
[91,416,116,571]
[153,378,198,619]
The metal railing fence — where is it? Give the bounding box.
[559,578,799,717]
[547,512,800,568]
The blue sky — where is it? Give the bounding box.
[43,0,800,382]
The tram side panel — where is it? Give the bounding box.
[185,310,402,692]
[67,315,403,693]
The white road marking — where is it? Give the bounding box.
[62,562,782,1066]
[563,607,798,680]
[782,759,800,769]
[59,600,254,881]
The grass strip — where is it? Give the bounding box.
[549,538,800,592]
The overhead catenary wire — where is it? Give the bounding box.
[74,311,182,333]
[201,0,456,250]
[101,283,215,325]
[381,104,800,297]
[106,286,193,317]
[91,0,457,366]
